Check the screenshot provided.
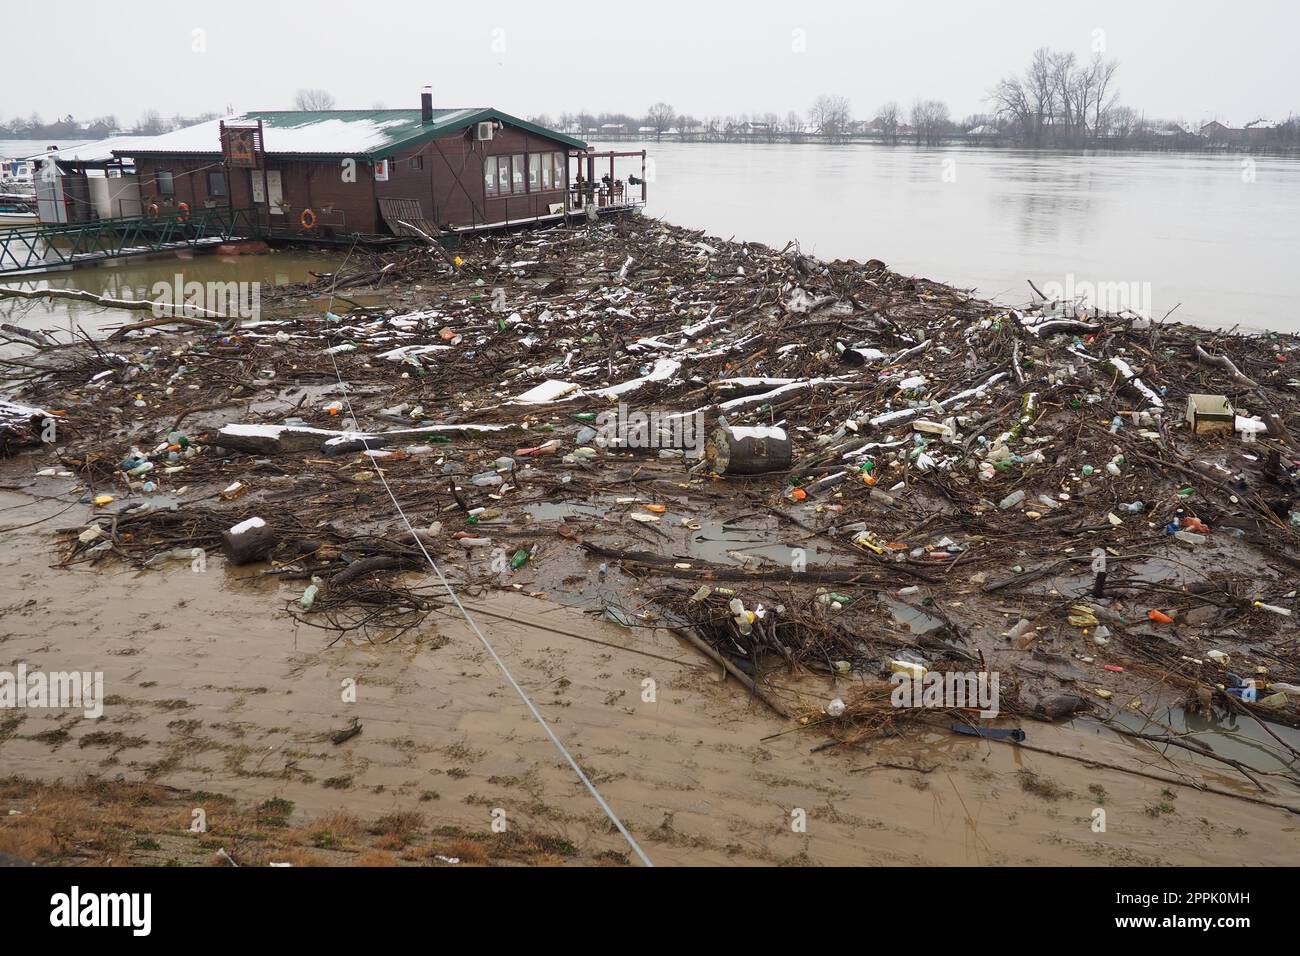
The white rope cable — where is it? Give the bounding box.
[316,240,653,867]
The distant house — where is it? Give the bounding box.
[1198,119,1276,147]
[1244,118,1277,146]
[1199,120,1232,143]
[967,124,1000,138]
[600,123,627,133]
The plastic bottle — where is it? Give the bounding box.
[145,547,193,568]
[869,487,896,506]
[998,490,1025,510]
[890,659,928,680]
[300,576,322,610]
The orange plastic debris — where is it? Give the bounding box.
[644,504,666,514]
[1148,609,1174,624]
[789,487,807,501]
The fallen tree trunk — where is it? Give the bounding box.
[1195,344,1258,388]
[0,286,223,323]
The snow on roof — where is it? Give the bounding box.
[25,136,151,163]
[117,108,585,158]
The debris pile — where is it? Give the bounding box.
[5,214,1300,759]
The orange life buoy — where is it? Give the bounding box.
[176,201,190,221]
[300,208,317,230]
[148,203,160,216]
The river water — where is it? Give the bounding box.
[595,140,1300,334]
[4,138,1298,335]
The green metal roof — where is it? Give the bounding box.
[118,108,587,159]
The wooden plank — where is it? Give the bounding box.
[377,197,438,237]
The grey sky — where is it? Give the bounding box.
[7,0,1297,125]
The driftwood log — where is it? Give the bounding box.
[1194,344,1258,388]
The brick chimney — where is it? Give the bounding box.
[421,86,433,124]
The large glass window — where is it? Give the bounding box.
[484,157,497,196]
[207,171,228,197]
[528,153,540,192]
[157,171,175,196]
[497,156,511,195]
[511,154,525,193]
[541,153,553,190]
[552,153,566,190]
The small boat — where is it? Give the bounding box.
[0,195,38,226]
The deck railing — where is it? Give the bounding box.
[0,206,262,275]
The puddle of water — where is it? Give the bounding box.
[523,499,843,568]
[1079,705,1300,777]
[878,593,946,636]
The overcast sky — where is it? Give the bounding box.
[7,0,1297,126]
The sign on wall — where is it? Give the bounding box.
[220,121,263,169]
[374,159,390,182]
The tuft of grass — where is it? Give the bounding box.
[1018,770,1069,801]
[255,798,295,828]
[368,811,425,849]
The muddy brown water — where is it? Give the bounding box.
[3,480,1298,865]
[0,246,334,342]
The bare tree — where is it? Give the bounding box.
[134,109,168,135]
[1089,55,1121,138]
[909,99,950,145]
[875,101,901,143]
[994,47,1057,143]
[809,95,852,141]
[294,89,336,111]
[1108,105,1139,141]
[646,102,675,141]
[991,47,1123,145]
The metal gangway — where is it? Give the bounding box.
[0,207,263,277]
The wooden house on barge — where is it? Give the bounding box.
[119,89,645,243]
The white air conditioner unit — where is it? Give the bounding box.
[475,121,495,142]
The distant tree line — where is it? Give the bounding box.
[534,48,1300,152]
[1,108,224,140]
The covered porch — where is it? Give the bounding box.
[567,149,647,213]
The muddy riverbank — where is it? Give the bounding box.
[2,491,1296,866]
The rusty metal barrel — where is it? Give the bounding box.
[707,425,793,475]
